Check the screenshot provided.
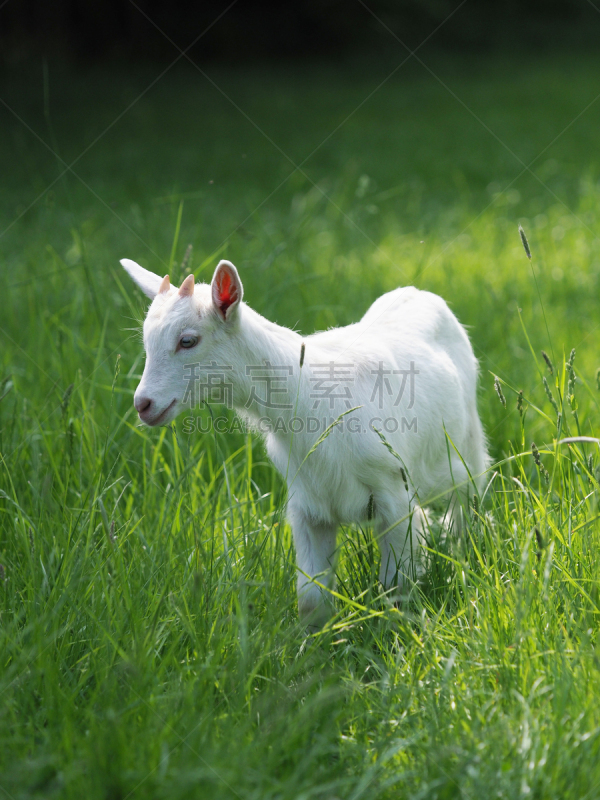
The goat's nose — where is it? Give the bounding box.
[134,396,152,415]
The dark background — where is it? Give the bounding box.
[2,0,600,66]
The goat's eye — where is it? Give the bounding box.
[179,335,199,350]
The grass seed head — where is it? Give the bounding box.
[399,467,409,492]
[517,389,524,416]
[61,382,74,419]
[543,376,559,415]
[519,224,532,259]
[541,350,554,375]
[181,243,193,274]
[367,494,374,520]
[494,376,506,408]
[300,342,305,368]
[567,349,576,403]
[532,443,550,484]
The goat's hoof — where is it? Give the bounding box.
[298,600,333,631]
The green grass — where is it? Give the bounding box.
[1,52,600,798]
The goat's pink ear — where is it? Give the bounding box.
[211,260,243,321]
[178,273,194,297]
[158,274,170,294]
[120,258,164,300]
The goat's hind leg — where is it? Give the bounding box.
[444,418,488,534]
[443,456,478,535]
[376,498,428,597]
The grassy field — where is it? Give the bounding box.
[1,51,600,798]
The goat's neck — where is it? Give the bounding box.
[228,304,303,421]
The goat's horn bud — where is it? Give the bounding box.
[158,274,171,294]
[178,273,194,297]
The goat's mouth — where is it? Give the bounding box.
[144,398,177,427]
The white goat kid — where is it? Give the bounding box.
[122,258,488,627]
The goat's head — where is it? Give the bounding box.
[121,258,243,426]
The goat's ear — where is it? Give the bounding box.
[211,260,243,321]
[120,258,164,300]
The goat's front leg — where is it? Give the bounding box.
[287,506,338,629]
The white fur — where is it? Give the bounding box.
[122,258,488,627]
